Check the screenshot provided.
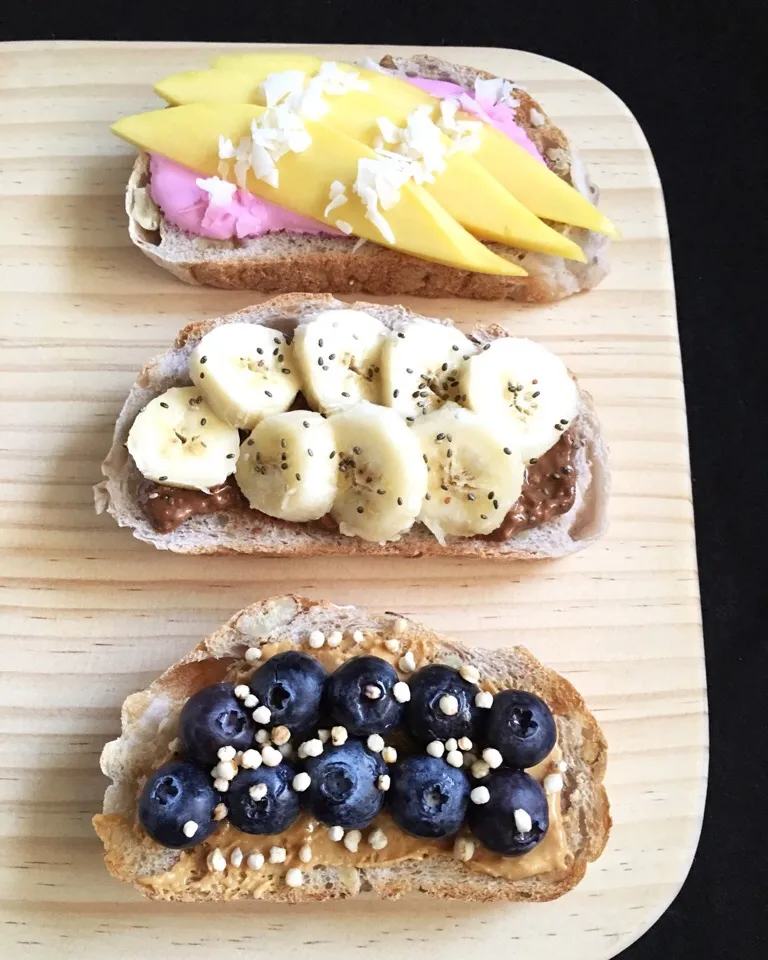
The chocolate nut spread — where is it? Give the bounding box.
[487,431,576,540]
[138,431,577,539]
[138,477,246,534]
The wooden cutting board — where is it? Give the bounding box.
[0,41,705,960]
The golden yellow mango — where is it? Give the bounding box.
[111,103,526,277]
[155,64,586,261]
[155,69,271,107]
[211,53,615,236]
[474,125,617,236]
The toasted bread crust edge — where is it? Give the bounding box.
[123,54,610,301]
[93,595,611,902]
[94,294,610,559]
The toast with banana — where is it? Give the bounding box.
[93,595,610,902]
[116,52,614,301]
[94,294,609,558]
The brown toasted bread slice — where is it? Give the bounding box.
[93,595,610,901]
[94,293,609,558]
[124,54,609,301]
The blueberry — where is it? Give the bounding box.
[138,760,221,848]
[389,754,469,838]
[485,690,557,768]
[468,769,549,855]
[249,651,327,738]
[325,656,404,735]
[302,739,386,829]
[226,762,301,834]
[179,683,255,766]
[404,664,481,744]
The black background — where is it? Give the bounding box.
[2,2,767,957]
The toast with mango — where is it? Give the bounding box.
[116,53,613,301]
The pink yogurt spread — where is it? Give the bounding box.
[150,77,543,241]
[148,154,335,240]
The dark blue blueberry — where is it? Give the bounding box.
[325,656,403,735]
[389,754,469,838]
[249,651,327,738]
[179,683,255,767]
[404,664,481,744]
[485,690,557,768]
[226,762,301,835]
[138,760,221,848]
[302,739,386,829]
[468,769,549,856]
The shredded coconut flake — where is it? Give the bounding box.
[315,60,369,94]
[218,136,237,160]
[195,175,238,206]
[352,153,417,244]
[261,70,307,109]
[375,105,448,185]
[436,99,483,155]
[474,76,519,109]
[324,179,349,217]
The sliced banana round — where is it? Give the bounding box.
[381,319,476,420]
[292,310,386,413]
[127,386,240,490]
[410,403,525,541]
[459,338,579,464]
[188,323,300,430]
[328,402,427,543]
[235,411,337,522]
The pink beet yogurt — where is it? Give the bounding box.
[149,76,543,241]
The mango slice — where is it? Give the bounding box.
[155,68,585,261]
[156,69,274,107]
[112,103,526,277]
[211,53,616,236]
[474,125,617,237]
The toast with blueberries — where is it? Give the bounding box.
[93,595,610,902]
[94,294,609,559]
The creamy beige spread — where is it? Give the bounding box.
[118,635,572,897]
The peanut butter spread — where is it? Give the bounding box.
[115,635,572,898]
[139,430,576,538]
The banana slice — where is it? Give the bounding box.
[127,386,240,490]
[293,310,386,413]
[381,320,475,420]
[459,338,579,464]
[328,402,427,542]
[235,411,337,522]
[188,323,300,430]
[410,404,525,541]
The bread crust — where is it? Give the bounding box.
[94,294,610,558]
[124,54,610,301]
[93,595,611,902]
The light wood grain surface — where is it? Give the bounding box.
[0,41,705,960]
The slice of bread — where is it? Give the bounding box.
[94,293,610,558]
[93,594,610,902]
[125,54,610,302]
